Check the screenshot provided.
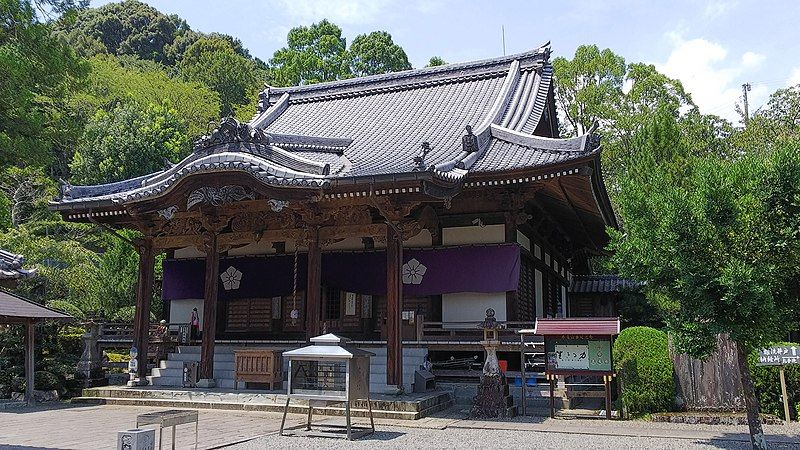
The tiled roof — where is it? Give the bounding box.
[50,44,603,209]
[534,317,620,336]
[0,250,36,280]
[0,290,72,322]
[570,275,642,294]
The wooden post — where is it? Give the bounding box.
[504,213,518,321]
[132,237,155,384]
[780,367,791,422]
[199,232,220,385]
[549,375,555,418]
[24,320,35,405]
[386,223,403,390]
[605,375,612,419]
[306,227,322,340]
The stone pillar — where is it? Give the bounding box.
[131,237,155,385]
[305,227,322,340]
[199,231,220,387]
[386,223,403,392]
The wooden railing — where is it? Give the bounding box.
[97,322,191,346]
[415,316,538,341]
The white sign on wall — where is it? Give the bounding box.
[345,292,357,316]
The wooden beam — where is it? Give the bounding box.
[132,237,155,384]
[24,320,34,405]
[199,232,220,384]
[386,223,403,389]
[305,227,322,340]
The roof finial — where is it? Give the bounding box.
[462,125,478,153]
[414,142,431,171]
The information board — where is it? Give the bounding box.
[757,345,800,366]
[547,338,612,372]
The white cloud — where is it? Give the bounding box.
[787,67,800,87]
[272,0,391,25]
[703,0,737,19]
[657,34,767,123]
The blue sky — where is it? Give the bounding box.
[92,0,800,124]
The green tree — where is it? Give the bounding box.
[733,85,800,154]
[53,0,180,63]
[82,55,220,138]
[609,134,800,448]
[0,0,88,170]
[269,19,350,86]
[178,37,262,117]
[349,31,411,77]
[70,102,189,185]
[426,56,447,67]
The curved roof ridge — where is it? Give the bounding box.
[262,45,549,107]
[490,124,590,153]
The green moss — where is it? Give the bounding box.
[614,326,675,415]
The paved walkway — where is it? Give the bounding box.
[0,403,798,449]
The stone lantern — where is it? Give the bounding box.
[470,308,515,418]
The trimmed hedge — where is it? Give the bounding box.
[614,326,675,416]
[749,343,800,421]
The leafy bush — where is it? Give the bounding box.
[749,343,800,421]
[613,326,675,416]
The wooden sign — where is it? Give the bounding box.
[547,338,612,372]
[757,346,800,366]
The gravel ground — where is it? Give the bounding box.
[227,427,800,450]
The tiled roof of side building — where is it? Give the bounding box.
[50,44,603,208]
[570,275,643,294]
[0,250,36,280]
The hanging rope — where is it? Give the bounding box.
[290,246,299,325]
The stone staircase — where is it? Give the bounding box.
[147,345,428,393]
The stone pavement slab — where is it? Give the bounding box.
[0,402,307,449]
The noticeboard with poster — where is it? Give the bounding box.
[545,337,613,374]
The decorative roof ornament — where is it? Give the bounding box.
[58,178,72,200]
[186,185,256,210]
[257,86,271,113]
[413,142,431,171]
[193,117,270,151]
[157,205,178,221]
[268,199,288,212]
[462,125,478,153]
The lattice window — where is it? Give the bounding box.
[225,298,271,331]
[517,255,535,321]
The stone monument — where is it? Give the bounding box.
[76,320,108,387]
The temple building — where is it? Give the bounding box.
[50,44,617,392]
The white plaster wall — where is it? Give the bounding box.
[534,244,541,259]
[404,229,432,247]
[442,224,504,245]
[174,246,204,259]
[324,237,368,251]
[169,299,205,330]
[516,230,530,251]
[227,240,276,256]
[442,292,507,325]
[535,269,544,318]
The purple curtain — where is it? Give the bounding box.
[162,244,520,300]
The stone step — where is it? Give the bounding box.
[159,360,183,369]
[147,376,183,386]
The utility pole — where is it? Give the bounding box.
[742,82,752,126]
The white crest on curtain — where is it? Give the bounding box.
[220,266,243,290]
[402,258,427,285]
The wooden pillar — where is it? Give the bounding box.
[132,237,155,384]
[24,320,34,405]
[306,227,322,340]
[386,223,403,389]
[504,213,518,322]
[199,232,220,385]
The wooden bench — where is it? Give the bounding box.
[234,349,282,390]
